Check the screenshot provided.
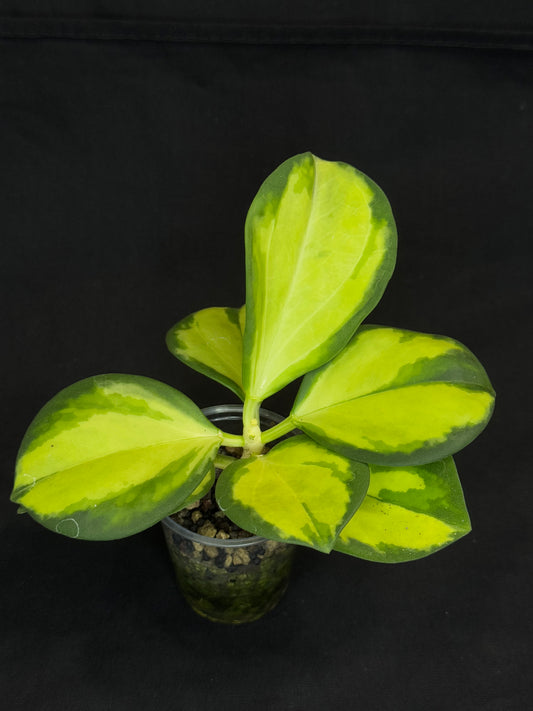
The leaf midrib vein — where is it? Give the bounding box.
[267,178,374,356]
[299,379,488,418]
[18,436,218,492]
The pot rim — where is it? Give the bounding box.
[161,515,268,547]
[200,403,285,429]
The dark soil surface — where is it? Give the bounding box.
[170,490,253,540]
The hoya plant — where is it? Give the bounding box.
[11,153,495,563]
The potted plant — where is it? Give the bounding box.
[11,153,495,623]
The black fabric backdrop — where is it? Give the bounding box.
[1,3,532,710]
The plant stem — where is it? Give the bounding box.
[219,432,245,448]
[214,453,236,470]
[242,397,263,456]
[261,417,296,444]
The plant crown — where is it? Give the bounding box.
[11,153,495,562]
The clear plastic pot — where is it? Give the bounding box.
[161,405,296,624]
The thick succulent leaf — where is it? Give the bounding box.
[215,435,369,552]
[166,307,244,400]
[12,375,222,540]
[243,152,397,400]
[292,326,495,466]
[334,457,471,562]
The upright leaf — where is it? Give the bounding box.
[166,307,244,399]
[12,375,222,539]
[243,152,397,400]
[292,326,495,466]
[334,458,471,562]
[216,435,369,552]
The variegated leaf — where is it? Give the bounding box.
[292,326,495,466]
[243,152,397,400]
[215,435,369,552]
[166,307,244,400]
[334,457,471,562]
[12,375,222,539]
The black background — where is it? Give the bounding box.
[1,3,532,709]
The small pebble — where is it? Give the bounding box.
[198,523,217,538]
[232,548,251,566]
[265,540,279,555]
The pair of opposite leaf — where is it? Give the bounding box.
[12,153,495,563]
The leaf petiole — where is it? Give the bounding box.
[261,417,297,444]
[214,453,237,470]
[219,432,245,448]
